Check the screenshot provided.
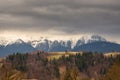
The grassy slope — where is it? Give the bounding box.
[104,52,120,57]
[47,52,120,60]
[47,52,83,60]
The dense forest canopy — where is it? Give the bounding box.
[0,51,120,80]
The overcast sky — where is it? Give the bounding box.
[0,0,120,42]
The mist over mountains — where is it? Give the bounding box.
[0,35,120,57]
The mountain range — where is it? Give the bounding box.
[0,35,120,57]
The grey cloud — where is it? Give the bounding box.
[0,0,120,36]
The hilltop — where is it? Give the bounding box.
[0,51,120,80]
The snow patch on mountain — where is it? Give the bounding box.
[88,35,106,43]
[7,39,25,45]
[0,40,8,46]
[0,34,107,50]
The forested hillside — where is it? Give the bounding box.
[0,52,120,80]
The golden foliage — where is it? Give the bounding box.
[100,63,120,80]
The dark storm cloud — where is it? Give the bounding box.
[0,0,120,36]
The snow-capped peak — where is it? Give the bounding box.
[91,35,106,41]
[0,35,107,49]
[28,38,49,48]
[29,40,41,48]
[87,35,106,43]
[28,35,107,49]
[15,39,24,44]
[0,39,25,46]
[74,35,106,48]
[70,40,77,49]
[78,35,106,43]
[7,39,24,45]
[0,40,9,46]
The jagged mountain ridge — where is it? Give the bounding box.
[0,35,120,57]
[28,35,107,50]
[73,41,120,53]
[0,39,35,57]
